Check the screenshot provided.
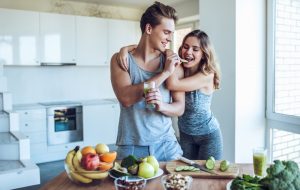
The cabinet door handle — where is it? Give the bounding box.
[40,62,76,66]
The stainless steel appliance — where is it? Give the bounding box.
[40,102,83,145]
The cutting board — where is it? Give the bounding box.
[166,160,239,179]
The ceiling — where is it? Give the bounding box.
[65,0,187,9]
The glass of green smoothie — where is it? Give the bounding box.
[144,81,156,109]
[253,148,267,177]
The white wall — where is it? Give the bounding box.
[4,66,115,104]
[235,0,266,163]
[199,0,266,162]
[199,0,236,162]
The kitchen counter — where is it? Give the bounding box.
[39,163,254,190]
[80,98,119,105]
[13,98,119,109]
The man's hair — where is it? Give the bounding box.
[140,1,177,33]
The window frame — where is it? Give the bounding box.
[171,20,198,51]
[266,0,300,134]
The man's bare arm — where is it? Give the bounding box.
[146,66,185,116]
[160,66,185,116]
[110,53,144,107]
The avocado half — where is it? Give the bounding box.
[110,162,130,178]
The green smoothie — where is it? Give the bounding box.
[144,81,155,109]
[253,152,267,176]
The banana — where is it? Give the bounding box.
[65,146,79,172]
[73,150,109,179]
[69,172,93,183]
[73,150,85,172]
[81,171,109,180]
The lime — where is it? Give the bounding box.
[205,157,215,170]
[208,156,215,162]
[220,160,230,172]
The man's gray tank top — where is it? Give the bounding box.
[178,90,220,135]
[116,53,177,146]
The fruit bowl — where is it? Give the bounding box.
[161,174,193,190]
[64,145,116,184]
[64,162,109,184]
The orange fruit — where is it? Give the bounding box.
[99,151,117,163]
[81,146,96,156]
[98,161,113,171]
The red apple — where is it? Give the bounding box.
[81,153,100,170]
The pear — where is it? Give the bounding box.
[146,155,159,174]
[138,162,155,178]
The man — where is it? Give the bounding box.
[110,1,184,161]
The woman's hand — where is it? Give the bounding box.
[164,49,181,76]
[116,45,137,71]
[116,47,129,71]
[145,88,164,111]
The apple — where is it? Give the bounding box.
[146,155,159,174]
[95,143,109,154]
[138,162,155,178]
[81,153,100,171]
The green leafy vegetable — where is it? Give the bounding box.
[231,160,300,190]
[231,174,265,190]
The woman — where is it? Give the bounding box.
[117,29,222,160]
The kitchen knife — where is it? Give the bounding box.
[178,156,219,175]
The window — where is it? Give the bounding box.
[267,0,300,163]
[173,26,193,53]
[172,22,198,53]
[267,0,300,125]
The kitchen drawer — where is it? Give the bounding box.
[19,120,46,132]
[16,109,46,121]
[47,141,83,153]
[23,131,47,144]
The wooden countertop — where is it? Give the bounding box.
[40,163,254,190]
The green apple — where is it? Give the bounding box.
[146,155,159,174]
[138,162,155,178]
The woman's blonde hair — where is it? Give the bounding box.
[179,30,221,89]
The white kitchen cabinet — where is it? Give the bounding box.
[15,108,47,162]
[76,16,109,66]
[39,12,76,64]
[83,103,120,146]
[0,8,39,65]
[108,19,141,60]
[17,108,46,133]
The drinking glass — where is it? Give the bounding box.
[253,148,267,176]
[144,81,156,109]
